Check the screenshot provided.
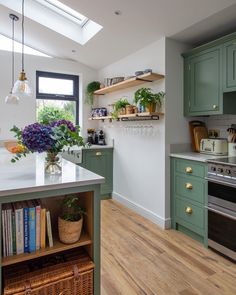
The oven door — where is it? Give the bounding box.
[207,179,236,261]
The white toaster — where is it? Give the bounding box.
[200,138,228,155]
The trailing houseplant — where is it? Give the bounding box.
[134,88,165,112]
[86,81,101,106]
[10,120,84,174]
[58,196,86,244]
[112,98,130,118]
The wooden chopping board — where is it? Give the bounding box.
[194,126,208,152]
[189,121,206,152]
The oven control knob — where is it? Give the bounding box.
[225,169,231,175]
[211,166,216,172]
[217,168,223,173]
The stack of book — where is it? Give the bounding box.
[2,200,53,257]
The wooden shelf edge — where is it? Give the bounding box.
[94,72,165,95]
[2,233,92,267]
[89,112,164,121]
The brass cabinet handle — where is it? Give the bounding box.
[96,152,102,156]
[213,105,218,110]
[185,206,193,214]
[185,183,193,190]
[185,167,192,173]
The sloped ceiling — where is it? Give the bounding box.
[0,0,236,69]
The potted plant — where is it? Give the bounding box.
[112,98,130,118]
[86,81,101,106]
[58,196,86,244]
[134,88,165,112]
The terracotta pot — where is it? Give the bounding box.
[58,216,83,244]
[125,105,134,114]
[118,108,126,115]
[145,102,157,113]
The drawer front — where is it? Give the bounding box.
[175,198,204,229]
[175,159,206,178]
[175,175,205,204]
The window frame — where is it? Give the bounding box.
[36,71,79,124]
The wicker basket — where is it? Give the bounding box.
[3,250,94,295]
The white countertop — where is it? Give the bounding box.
[0,149,105,197]
[170,152,228,162]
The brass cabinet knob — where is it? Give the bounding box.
[213,105,218,110]
[185,167,192,173]
[185,183,193,190]
[96,152,102,156]
[185,206,193,214]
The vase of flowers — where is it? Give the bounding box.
[11,120,84,174]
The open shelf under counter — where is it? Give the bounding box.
[2,232,92,267]
[94,72,165,95]
[89,112,164,122]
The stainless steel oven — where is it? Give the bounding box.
[207,158,236,261]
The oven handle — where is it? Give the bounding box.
[205,205,236,221]
[205,177,236,188]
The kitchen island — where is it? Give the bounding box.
[0,148,104,294]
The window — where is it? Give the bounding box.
[36,71,79,124]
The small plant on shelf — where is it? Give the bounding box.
[112,98,130,118]
[134,88,165,112]
[58,196,86,244]
[86,81,101,106]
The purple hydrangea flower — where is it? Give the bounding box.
[22,123,55,153]
[51,120,76,132]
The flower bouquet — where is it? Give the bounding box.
[11,120,84,174]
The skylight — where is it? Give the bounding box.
[35,0,88,26]
[0,34,51,57]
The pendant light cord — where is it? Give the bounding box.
[12,16,15,89]
[22,0,25,72]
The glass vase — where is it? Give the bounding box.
[45,151,62,174]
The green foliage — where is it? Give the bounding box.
[37,105,74,125]
[86,81,101,106]
[134,88,165,107]
[61,196,86,222]
[112,98,130,118]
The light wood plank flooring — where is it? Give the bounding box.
[101,199,236,295]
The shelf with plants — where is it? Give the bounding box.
[94,72,164,95]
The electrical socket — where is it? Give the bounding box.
[208,129,220,138]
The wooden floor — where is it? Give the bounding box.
[101,199,236,295]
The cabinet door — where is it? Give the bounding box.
[83,149,113,196]
[223,39,236,92]
[186,48,222,116]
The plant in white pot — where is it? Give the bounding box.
[58,196,86,244]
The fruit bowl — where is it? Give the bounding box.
[4,140,25,153]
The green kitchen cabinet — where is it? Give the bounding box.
[171,157,208,245]
[223,39,236,92]
[184,47,223,116]
[81,148,113,199]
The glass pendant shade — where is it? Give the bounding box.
[5,92,19,104]
[12,71,32,97]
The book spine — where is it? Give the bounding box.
[23,207,29,253]
[2,210,6,257]
[40,208,46,249]
[12,212,16,255]
[46,211,53,248]
[7,209,13,256]
[15,209,24,255]
[35,206,41,250]
[28,207,36,253]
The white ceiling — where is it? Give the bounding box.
[1,0,236,69]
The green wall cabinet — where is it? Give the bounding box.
[183,32,236,117]
[80,148,113,199]
[171,157,207,245]
[223,39,236,92]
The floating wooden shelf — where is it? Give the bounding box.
[94,72,165,95]
[2,232,92,267]
[89,112,164,122]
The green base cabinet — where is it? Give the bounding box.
[183,32,236,117]
[80,148,113,199]
[171,157,208,245]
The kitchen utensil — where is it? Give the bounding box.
[200,138,228,155]
[193,126,208,152]
[189,121,206,152]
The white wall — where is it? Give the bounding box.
[98,38,167,227]
[0,51,98,140]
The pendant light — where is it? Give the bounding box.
[12,0,32,97]
[5,14,19,104]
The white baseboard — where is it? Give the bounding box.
[112,192,171,229]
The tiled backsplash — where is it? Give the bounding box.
[205,115,236,138]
